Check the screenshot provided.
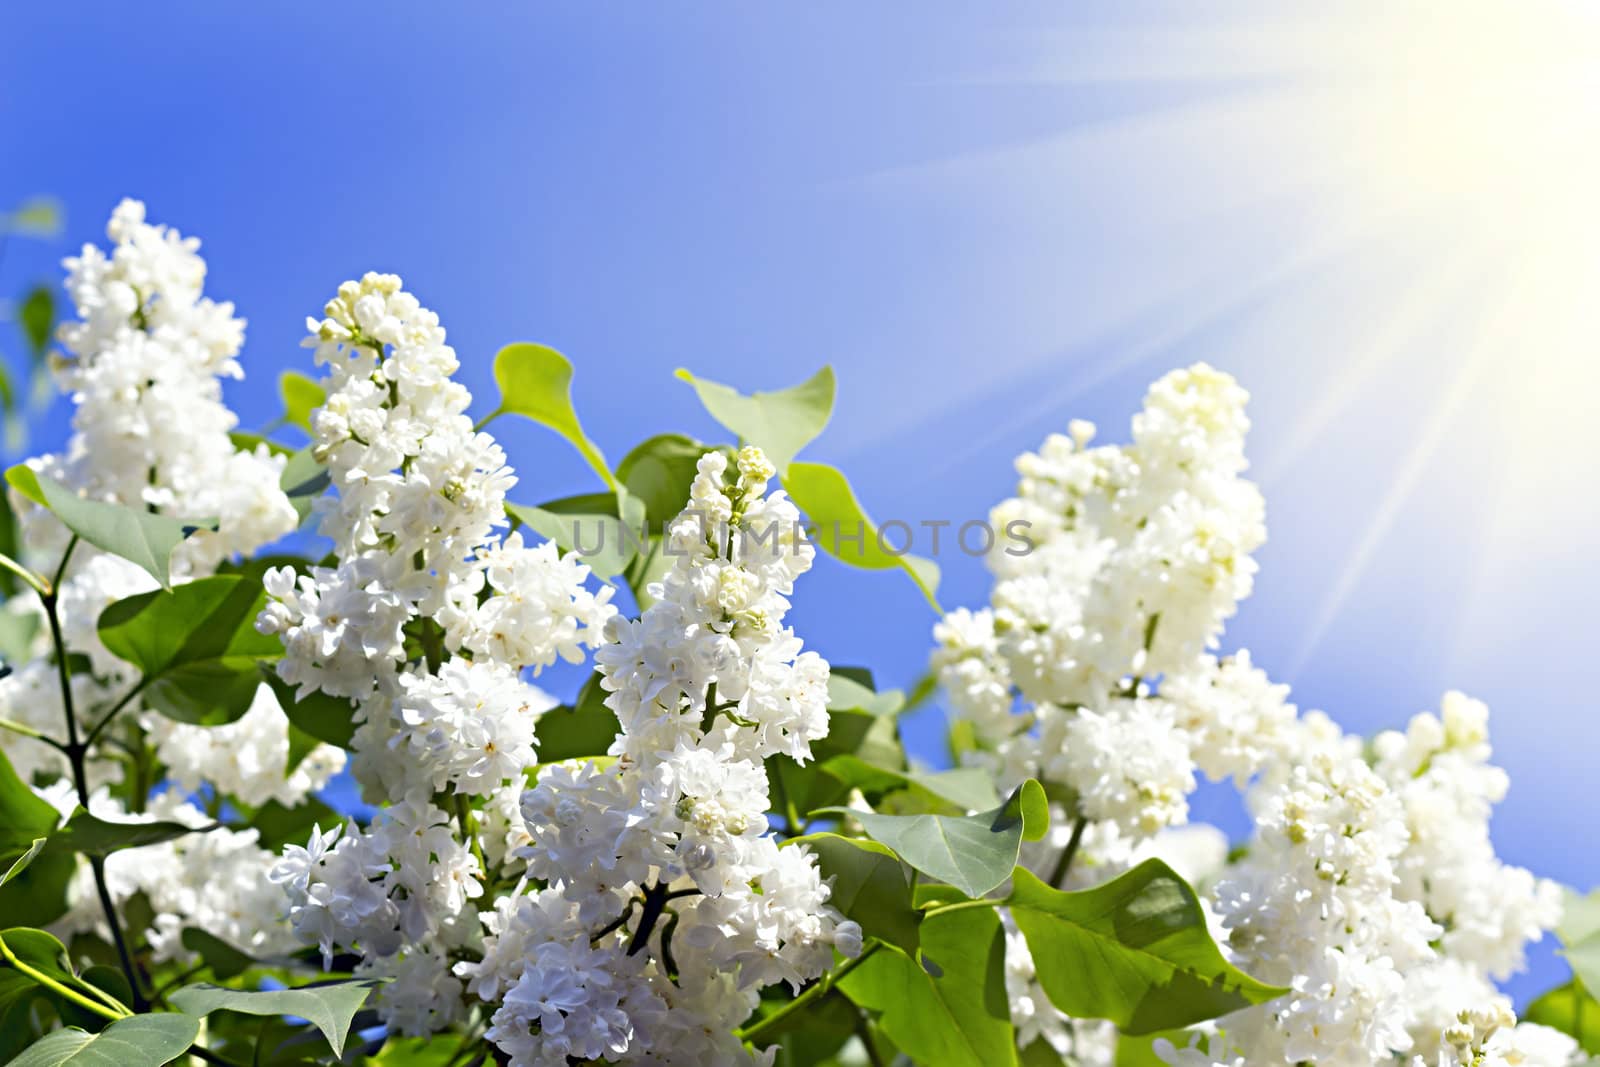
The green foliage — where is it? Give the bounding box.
[616,433,712,534]
[178,930,255,982]
[43,808,207,858]
[795,833,922,954]
[837,906,1019,1067]
[1006,862,1286,1035]
[535,672,621,762]
[245,795,343,853]
[10,1013,198,1066]
[830,780,1046,899]
[279,447,329,528]
[1561,888,1600,996]
[5,468,215,590]
[487,342,615,489]
[4,197,63,239]
[98,575,280,725]
[782,461,941,610]
[674,365,834,474]
[0,750,71,926]
[507,489,646,581]
[19,286,55,364]
[260,669,357,749]
[278,371,326,433]
[168,979,382,1058]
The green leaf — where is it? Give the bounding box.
[782,461,940,611]
[10,1013,199,1067]
[98,576,281,725]
[1560,888,1600,996]
[43,807,208,858]
[673,365,834,474]
[260,669,356,749]
[795,833,921,954]
[278,372,325,433]
[1524,979,1600,1054]
[820,756,1002,814]
[179,929,254,981]
[4,469,213,590]
[827,670,904,718]
[535,673,620,762]
[1006,861,1287,1035]
[616,434,712,534]
[279,448,329,529]
[169,980,382,1059]
[227,431,294,458]
[6,198,63,239]
[506,490,647,581]
[829,780,1046,898]
[487,343,614,489]
[837,905,1018,1067]
[246,796,342,853]
[19,287,54,363]
[0,750,71,926]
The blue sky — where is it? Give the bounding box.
[4,3,1595,1001]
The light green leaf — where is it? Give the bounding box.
[169,979,382,1058]
[616,434,713,533]
[179,929,255,982]
[836,905,1018,1067]
[98,576,281,725]
[10,1014,199,1067]
[44,807,209,858]
[486,343,614,489]
[793,832,921,954]
[279,447,329,528]
[4,469,214,590]
[827,669,904,718]
[674,365,834,474]
[827,780,1046,898]
[820,756,1002,814]
[279,371,326,433]
[782,461,940,611]
[0,750,71,926]
[535,673,620,763]
[507,490,647,581]
[1560,888,1600,996]
[1006,862,1287,1035]
[6,198,63,239]
[1524,978,1600,1054]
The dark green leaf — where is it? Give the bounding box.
[169,979,382,1058]
[98,576,280,725]
[260,669,356,749]
[10,1013,199,1066]
[836,906,1018,1067]
[795,833,921,954]
[1525,979,1600,1054]
[1006,862,1287,1035]
[4,469,214,590]
[674,365,834,474]
[782,461,940,610]
[0,750,70,926]
[535,673,619,762]
[616,434,711,534]
[44,807,208,858]
[486,343,613,489]
[179,929,254,981]
[19,287,54,363]
[246,796,342,853]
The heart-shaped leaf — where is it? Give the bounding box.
[674,365,834,474]
[5,469,213,590]
[485,343,614,490]
[826,780,1046,898]
[1005,861,1288,1035]
[782,461,939,610]
[169,980,382,1059]
[9,1013,198,1066]
[793,832,921,954]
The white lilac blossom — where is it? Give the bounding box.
[0,202,340,972]
[262,308,856,1061]
[939,366,1564,1066]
